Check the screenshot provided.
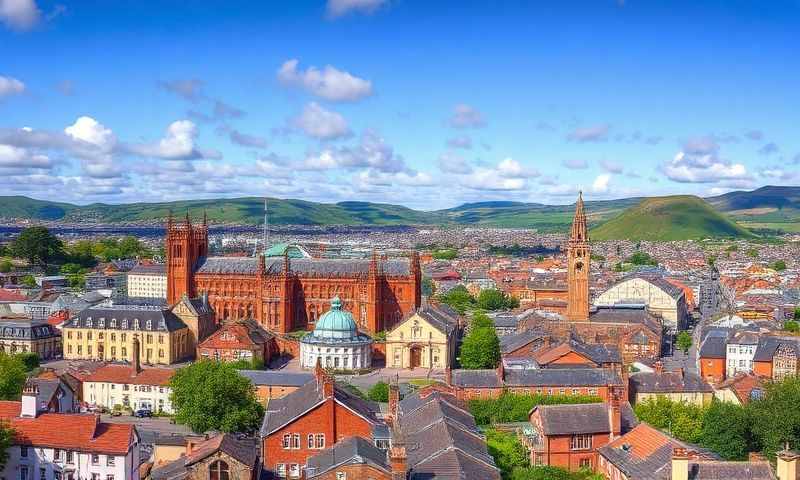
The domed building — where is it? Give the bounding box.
[300,297,373,370]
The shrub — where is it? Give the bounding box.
[469,392,603,425]
[367,381,390,402]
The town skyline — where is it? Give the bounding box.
[1,0,799,209]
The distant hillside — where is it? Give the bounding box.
[591,196,755,241]
[706,185,800,233]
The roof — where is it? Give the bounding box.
[499,329,547,354]
[698,334,728,359]
[150,434,258,480]
[198,319,272,350]
[65,306,188,332]
[533,339,621,365]
[128,264,166,276]
[753,336,800,362]
[0,318,60,340]
[504,368,624,387]
[237,370,313,388]
[196,256,411,277]
[589,305,660,330]
[631,370,712,394]
[84,364,175,387]
[713,374,765,405]
[412,303,459,335]
[306,436,389,478]
[533,403,612,435]
[0,401,135,456]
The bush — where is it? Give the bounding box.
[0,260,12,273]
[771,260,787,271]
[470,311,494,329]
[477,289,519,311]
[784,320,800,333]
[469,392,602,425]
[431,248,458,260]
[367,381,389,402]
[459,326,500,369]
[15,352,39,371]
[485,429,529,478]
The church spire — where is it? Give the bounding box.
[570,191,588,242]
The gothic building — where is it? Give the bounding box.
[566,192,590,322]
[165,215,421,334]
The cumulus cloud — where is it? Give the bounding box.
[128,120,218,160]
[0,75,25,98]
[448,104,486,129]
[301,130,406,173]
[759,166,797,182]
[446,136,472,149]
[561,159,588,170]
[228,129,268,149]
[0,0,41,31]
[0,144,51,168]
[458,158,538,191]
[592,174,611,193]
[567,124,610,143]
[355,168,436,189]
[662,137,750,184]
[326,0,386,18]
[599,159,623,174]
[291,102,351,140]
[64,116,121,178]
[277,59,373,102]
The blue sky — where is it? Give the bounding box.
[0,0,798,209]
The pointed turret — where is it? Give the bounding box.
[257,250,266,275]
[567,191,591,322]
[185,209,191,226]
[570,191,588,243]
[202,209,207,226]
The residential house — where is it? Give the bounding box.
[127,264,167,299]
[384,303,460,370]
[149,433,259,480]
[726,331,760,378]
[713,373,766,406]
[236,370,313,405]
[0,315,62,359]
[305,436,398,479]
[198,319,272,364]
[629,363,713,406]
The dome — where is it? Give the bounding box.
[311,296,358,339]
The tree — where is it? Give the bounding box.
[367,381,389,402]
[0,260,11,273]
[459,326,500,369]
[170,360,264,433]
[771,260,787,272]
[15,353,39,372]
[438,285,475,314]
[0,423,12,472]
[10,227,65,267]
[784,321,800,333]
[634,396,706,444]
[20,275,36,288]
[477,289,519,311]
[422,277,436,297]
[470,311,494,329]
[746,248,759,258]
[485,428,529,477]
[431,248,458,260]
[795,307,800,321]
[676,331,693,354]
[748,376,800,458]
[0,353,27,400]
[700,400,753,460]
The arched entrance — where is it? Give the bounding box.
[409,345,422,369]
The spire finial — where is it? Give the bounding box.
[203,209,207,226]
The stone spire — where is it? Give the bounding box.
[570,191,588,243]
[566,191,590,322]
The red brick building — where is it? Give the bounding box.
[197,319,273,363]
[259,363,385,478]
[165,215,421,334]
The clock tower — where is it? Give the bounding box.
[567,192,590,322]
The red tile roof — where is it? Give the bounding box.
[606,423,674,460]
[0,289,27,301]
[0,401,135,455]
[198,320,271,351]
[84,364,174,386]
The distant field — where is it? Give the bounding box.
[740,222,800,233]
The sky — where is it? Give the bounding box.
[0,0,798,210]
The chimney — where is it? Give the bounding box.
[496,359,505,383]
[132,335,142,374]
[777,444,799,480]
[322,374,334,398]
[677,368,685,380]
[654,361,664,375]
[389,444,407,480]
[445,367,453,386]
[314,357,325,387]
[608,388,621,440]
[388,379,400,425]
[21,381,39,418]
[671,447,689,480]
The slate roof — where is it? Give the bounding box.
[150,433,258,480]
[630,370,712,394]
[534,403,612,435]
[29,378,64,409]
[504,368,624,387]
[753,336,800,362]
[0,318,60,340]
[499,329,547,354]
[128,264,166,276]
[198,319,272,350]
[65,306,188,332]
[196,256,411,276]
[414,304,459,335]
[589,305,659,327]
[451,370,502,388]
[237,370,313,388]
[698,335,728,359]
[306,436,389,478]
[628,274,686,300]
[534,339,621,365]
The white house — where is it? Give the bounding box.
[0,384,140,480]
[126,264,167,299]
[725,331,759,378]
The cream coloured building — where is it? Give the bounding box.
[127,264,167,299]
[385,303,460,369]
[594,275,688,331]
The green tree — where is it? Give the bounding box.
[431,248,458,260]
[470,311,494,329]
[748,376,800,458]
[367,381,389,402]
[20,275,36,288]
[700,401,752,460]
[676,331,693,354]
[627,251,658,266]
[469,392,602,425]
[746,248,759,258]
[0,352,27,400]
[485,429,529,478]
[784,321,800,333]
[10,227,65,267]
[438,285,475,314]
[422,277,436,297]
[459,326,500,369]
[634,396,706,444]
[0,260,11,273]
[771,260,787,272]
[795,307,800,321]
[169,360,264,433]
[477,289,519,311]
[15,353,39,372]
[0,423,12,471]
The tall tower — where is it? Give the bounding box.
[166,212,208,304]
[566,192,590,322]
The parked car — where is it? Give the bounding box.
[133,409,152,418]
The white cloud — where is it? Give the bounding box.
[228,129,268,149]
[291,102,351,140]
[0,0,41,31]
[64,116,122,178]
[356,169,435,189]
[301,130,406,173]
[65,116,116,150]
[0,75,25,97]
[0,144,51,168]
[662,140,750,184]
[448,104,486,129]
[438,153,472,174]
[592,174,611,193]
[567,124,610,143]
[446,136,472,149]
[277,59,373,102]
[128,120,217,160]
[458,157,537,191]
[326,0,386,18]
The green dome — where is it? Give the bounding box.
[311,296,357,339]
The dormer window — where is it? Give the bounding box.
[86,318,92,328]
[146,320,152,330]
[110,319,117,328]
[133,319,140,330]
[122,319,128,329]
[98,318,105,328]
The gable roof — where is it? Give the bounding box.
[237,370,313,388]
[631,370,712,394]
[499,329,547,354]
[84,364,174,387]
[533,339,621,366]
[533,403,611,436]
[306,436,389,478]
[198,319,272,350]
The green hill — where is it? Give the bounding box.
[590,195,755,241]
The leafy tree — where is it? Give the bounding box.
[438,285,475,314]
[20,275,36,288]
[10,227,65,267]
[431,248,458,260]
[459,326,500,369]
[15,353,39,372]
[485,429,529,478]
[784,321,800,333]
[0,423,12,471]
[367,381,389,402]
[0,352,27,400]
[477,289,519,311]
[748,376,800,458]
[771,260,787,272]
[795,307,800,321]
[422,277,436,297]
[676,331,693,354]
[0,260,11,273]
[634,396,705,444]
[509,467,603,480]
[229,358,265,370]
[627,251,658,266]
[470,311,494,329]
[746,248,759,258]
[700,400,753,460]
[170,360,264,433]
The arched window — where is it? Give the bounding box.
[209,460,229,480]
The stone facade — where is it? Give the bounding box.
[384,304,459,369]
[165,216,421,334]
[0,316,62,359]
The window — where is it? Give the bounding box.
[21,446,28,458]
[54,449,61,462]
[282,434,291,449]
[571,434,592,450]
[20,466,28,480]
[289,464,300,478]
[55,473,62,480]
[307,434,314,449]
[91,454,100,465]
[579,458,592,469]
[209,460,229,480]
[66,451,74,464]
[91,474,99,480]
[106,476,114,480]
[336,473,346,480]
[292,434,300,449]
[276,464,286,478]
[315,434,325,449]
[39,468,45,480]
[106,456,115,466]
